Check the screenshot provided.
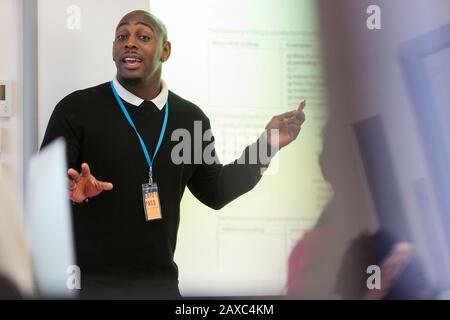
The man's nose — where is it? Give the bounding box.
[125,36,138,49]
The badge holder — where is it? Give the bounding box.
[142,174,162,221]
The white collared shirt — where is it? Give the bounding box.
[112,76,168,110]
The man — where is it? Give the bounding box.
[42,10,305,299]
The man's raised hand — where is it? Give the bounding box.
[67,163,113,203]
[264,100,306,150]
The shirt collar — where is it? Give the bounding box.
[112,76,168,110]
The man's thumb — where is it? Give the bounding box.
[99,181,113,191]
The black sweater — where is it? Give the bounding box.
[41,82,269,291]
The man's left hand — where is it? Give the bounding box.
[264,100,306,150]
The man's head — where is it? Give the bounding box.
[113,10,171,85]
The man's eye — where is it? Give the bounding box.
[139,35,150,41]
[116,35,127,41]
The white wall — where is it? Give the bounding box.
[0,0,22,194]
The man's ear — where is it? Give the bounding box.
[161,41,172,62]
[112,42,115,62]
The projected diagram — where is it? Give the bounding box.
[207,29,330,295]
[157,3,333,294]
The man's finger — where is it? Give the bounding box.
[97,181,114,191]
[278,100,306,119]
[297,100,306,111]
[285,122,301,130]
[81,163,91,178]
[68,168,80,182]
[293,110,306,122]
[283,111,305,125]
[67,178,76,191]
[290,101,306,120]
[277,110,297,120]
[286,124,301,137]
[102,182,114,191]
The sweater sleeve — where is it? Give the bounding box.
[187,116,274,210]
[40,97,82,169]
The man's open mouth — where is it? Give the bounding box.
[122,57,143,69]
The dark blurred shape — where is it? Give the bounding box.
[0,177,34,298]
[353,116,411,242]
[287,106,376,299]
[0,274,22,300]
[336,230,436,300]
[287,224,343,299]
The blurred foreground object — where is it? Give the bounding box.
[337,231,436,300]
[26,138,76,298]
[0,176,34,298]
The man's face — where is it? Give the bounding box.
[113,13,169,83]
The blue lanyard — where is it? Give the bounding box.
[110,81,169,183]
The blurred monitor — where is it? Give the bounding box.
[25,138,77,298]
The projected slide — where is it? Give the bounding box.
[150,0,331,296]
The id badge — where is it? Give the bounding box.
[142,182,162,221]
